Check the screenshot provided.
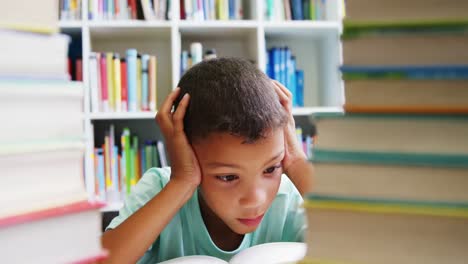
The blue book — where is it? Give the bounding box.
[296,70,304,107]
[285,48,292,89]
[108,0,113,18]
[203,0,210,20]
[280,47,287,85]
[97,149,106,201]
[126,49,138,112]
[291,0,304,20]
[267,48,274,78]
[340,65,468,80]
[265,49,271,77]
[181,51,189,74]
[112,146,119,193]
[140,147,146,173]
[273,48,281,82]
[141,54,149,111]
[289,56,298,106]
[229,0,235,19]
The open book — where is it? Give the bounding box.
[159,242,306,264]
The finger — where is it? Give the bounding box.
[156,88,181,131]
[272,81,292,112]
[272,80,293,100]
[173,93,190,133]
[159,87,181,114]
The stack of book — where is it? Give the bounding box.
[301,0,468,263]
[89,50,158,113]
[94,125,168,203]
[0,0,106,262]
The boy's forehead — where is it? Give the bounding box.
[192,130,284,167]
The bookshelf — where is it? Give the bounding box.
[59,0,344,211]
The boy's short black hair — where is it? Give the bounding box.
[175,57,288,143]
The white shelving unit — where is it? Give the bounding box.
[60,0,344,211]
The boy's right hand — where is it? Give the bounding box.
[156,88,202,189]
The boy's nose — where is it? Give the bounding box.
[239,185,267,209]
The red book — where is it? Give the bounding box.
[99,53,109,112]
[129,0,137,19]
[121,59,128,112]
[76,58,83,81]
[180,0,186,20]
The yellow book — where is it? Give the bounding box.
[149,55,157,112]
[104,136,112,190]
[137,57,142,112]
[106,52,114,111]
[113,54,122,112]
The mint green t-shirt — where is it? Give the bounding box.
[106,167,306,263]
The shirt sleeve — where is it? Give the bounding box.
[105,167,170,231]
[281,179,307,242]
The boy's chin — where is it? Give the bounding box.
[230,222,261,235]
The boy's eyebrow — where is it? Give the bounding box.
[263,150,285,166]
[206,150,284,169]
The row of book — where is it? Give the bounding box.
[264,0,327,21]
[301,0,468,262]
[93,126,168,203]
[89,0,172,21]
[89,50,158,113]
[60,0,82,20]
[181,0,243,21]
[266,46,305,107]
[1,0,107,262]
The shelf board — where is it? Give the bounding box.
[88,20,172,28]
[178,20,258,36]
[89,108,342,120]
[264,21,341,37]
[88,20,172,37]
[292,106,343,116]
[89,112,156,120]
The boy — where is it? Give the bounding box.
[101,58,314,263]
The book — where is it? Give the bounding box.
[301,195,468,264]
[0,80,84,144]
[158,242,306,264]
[0,200,107,263]
[343,79,468,114]
[344,0,468,24]
[341,65,468,80]
[342,31,468,66]
[312,113,468,156]
[0,30,70,79]
[0,141,88,218]
[311,152,468,203]
[0,0,59,33]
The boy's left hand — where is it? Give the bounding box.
[272,80,308,175]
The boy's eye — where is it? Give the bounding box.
[263,164,282,174]
[216,175,239,182]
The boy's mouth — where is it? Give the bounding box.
[237,214,264,227]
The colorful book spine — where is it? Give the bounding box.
[141,54,150,111]
[121,59,128,112]
[113,53,122,112]
[126,49,138,112]
[100,54,109,112]
[149,55,157,112]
